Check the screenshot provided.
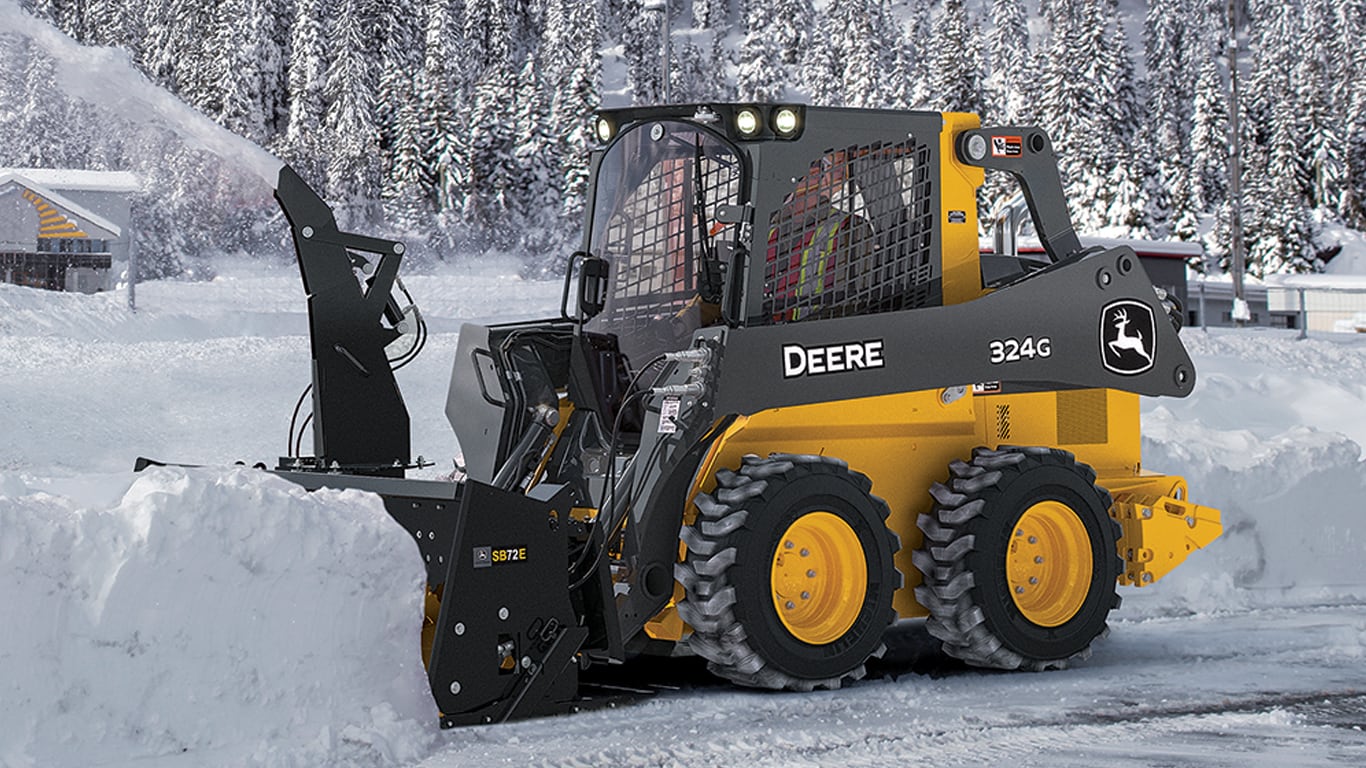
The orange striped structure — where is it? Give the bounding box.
[20,188,89,239]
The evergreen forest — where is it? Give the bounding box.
[2,0,1364,279]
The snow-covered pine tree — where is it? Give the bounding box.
[1034,2,1100,228]
[546,0,602,235]
[835,0,884,107]
[1249,91,1320,274]
[799,14,840,106]
[925,0,984,115]
[280,0,327,184]
[322,0,383,226]
[464,0,515,77]
[377,0,426,230]
[465,61,520,250]
[216,0,273,146]
[1301,0,1346,216]
[1335,0,1366,226]
[983,0,1032,124]
[621,0,665,104]
[737,2,787,102]
[512,53,564,265]
[1140,0,1200,238]
[1189,53,1230,212]
[0,35,26,164]
[16,44,67,167]
[382,92,432,242]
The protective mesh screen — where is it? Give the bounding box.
[590,125,742,365]
[763,138,935,322]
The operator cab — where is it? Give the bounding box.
[583,104,954,372]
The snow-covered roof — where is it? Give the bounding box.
[0,173,123,239]
[1262,273,1366,291]
[0,168,141,193]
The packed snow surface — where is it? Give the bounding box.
[1,262,1364,767]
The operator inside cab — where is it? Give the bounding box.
[765,151,874,322]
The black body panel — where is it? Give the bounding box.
[713,247,1194,415]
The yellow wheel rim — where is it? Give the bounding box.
[770,511,867,645]
[1006,500,1093,627]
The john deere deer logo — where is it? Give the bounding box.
[1100,300,1156,375]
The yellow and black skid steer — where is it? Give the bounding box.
[151,105,1222,726]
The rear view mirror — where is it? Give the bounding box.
[578,254,609,320]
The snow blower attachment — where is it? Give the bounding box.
[211,106,1225,726]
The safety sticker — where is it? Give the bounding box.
[658,396,681,434]
[991,135,1023,157]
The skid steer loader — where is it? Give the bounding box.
[165,105,1223,726]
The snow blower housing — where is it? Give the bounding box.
[227,106,1221,726]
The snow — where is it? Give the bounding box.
[2,263,1365,766]
[0,0,282,190]
[0,168,141,193]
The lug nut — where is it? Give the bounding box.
[807,570,816,578]
[1034,556,1044,564]
[801,591,810,600]
[1015,586,1025,594]
[785,601,796,609]
[1028,536,1038,544]
[1029,577,1038,585]
[800,548,809,557]
[785,540,794,549]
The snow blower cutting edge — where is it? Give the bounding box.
[143,105,1222,727]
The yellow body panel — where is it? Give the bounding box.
[637,115,1222,641]
[939,112,987,306]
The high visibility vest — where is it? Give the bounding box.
[767,213,852,321]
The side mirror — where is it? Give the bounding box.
[578,253,609,320]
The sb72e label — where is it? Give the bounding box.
[472,545,528,568]
[989,336,1052,364]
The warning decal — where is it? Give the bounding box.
[991,135,1023,158]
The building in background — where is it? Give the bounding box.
[0,169,139,292]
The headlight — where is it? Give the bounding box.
[735,107,761,137]
[595,117,615,143]
[772,107,800,137]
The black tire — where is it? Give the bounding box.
[675,453,901,690]
[912,446,1122,671]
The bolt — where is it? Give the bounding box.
[1034,556,1044,564]
[785,540,794,549]
[807,569,816,578]
[450,680,461,695]
[1142,572,1154,583]
[801,591,811,600]
[1015,586,1025,594]
[429,532,435,540]
[785,601,796,609]
[498,607,509,620]
[454,622,465,636]
[1185,516,1196,528]
[1016,529,1024,537]
[800,548,810,557]
[1141,507,1153,519]
[301,225,314,239]
[1028,536,1038,544]
[521,656,532,669]
[1029,577,1038,585]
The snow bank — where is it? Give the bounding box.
[1130,328,1366,615]
[0,468,436,768]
